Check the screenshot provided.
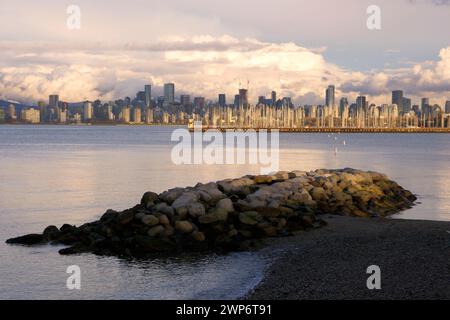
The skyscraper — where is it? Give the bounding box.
[356,96,367,110]
[49,95,59,108]
[144,85,152,108]
[271,91,277,106]
[180,95,191,106]
[258,96,265,105]
[445,101,450,113]
[234,95,240,108]
[83,101,93,121]
[193,97,205,109]
[163,83,175,105]
[218,94,226,107]
[238,89,248,107]
[421,98,430,114]
[392,90,404,113]
[402,97,411,113]
[339,97,348,114]
[136,91,146,102]
[38,100,47,122]
[325,85,335,107]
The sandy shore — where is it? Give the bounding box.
[246,215,450,300]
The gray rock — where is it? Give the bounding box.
[154,203,174,216]
[239,211,262,225]
[191,231,206,242]
[171,192,199,209]
[159,188,184,204]
[158,214,170,226]
[147,225,165,237]
[254,175,273,184]
[188,202,206,217]
[175,220,194,233]
[140,191,159,208]
[196,182,226,203]
[198,208,229,224]
[117,210,134,225]
[215,198,234,213]
[141,215,159,226]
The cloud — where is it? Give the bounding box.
[0,35,449,106]
[340,47,450,100]
[408,0,450,5]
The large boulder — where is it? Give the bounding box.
[215,198,234,213]
[188,202,206,217]
[198,208,229,224]
[239,211,262,225]
[175,220,194,233]
[141,215,159,226]
[140,191,159,208]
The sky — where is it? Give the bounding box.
[0,0,449,106]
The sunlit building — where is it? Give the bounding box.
[21,108,40,123]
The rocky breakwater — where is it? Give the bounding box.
[6,168,416,257]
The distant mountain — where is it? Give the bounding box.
[0,100,32,111]
[0,100,85,111]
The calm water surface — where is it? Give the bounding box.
[0,125,449,299]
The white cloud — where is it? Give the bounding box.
[0,35,449,106]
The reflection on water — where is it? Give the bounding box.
[0,125,449,299]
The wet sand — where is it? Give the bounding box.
[247,215,450,300]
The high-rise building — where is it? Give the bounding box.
[83,101,93,121]
[356,96,367,110]
[325,85,335,107]
[38,100,47,122]
[121,106,130,123]
[271,91,276,106]
[164,83,175,105]
[132,107,142,123]
[144,85,152,108]
[144,108,154,124]
[392,90,404,113]
[21,108,40,123]
[234,95,240,108]
[136,91,146,102]
[49,95,59,108]
[258,96,266,105]
[218,94,226,107]
[238,89,248,107]
[193,97,205,109]
[180,95,191,106]
[402,97,411,113]
[339,97,348,115]
[445,101,450,113]
[421,98,430,114]
[0,108,4,122]
[7,104,16,120]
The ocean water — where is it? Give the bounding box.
[0,125,449,299]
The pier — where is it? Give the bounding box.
[188,126,450,133]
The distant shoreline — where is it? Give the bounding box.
[0,122,183,127]
[191,127,450,133]
[2,123,450,133]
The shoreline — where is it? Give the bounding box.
[2,123,450,133]
[190,127,450,133]
[245,215,450,300]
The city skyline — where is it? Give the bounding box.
[1,1,450,106]
[2,82,449,130]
